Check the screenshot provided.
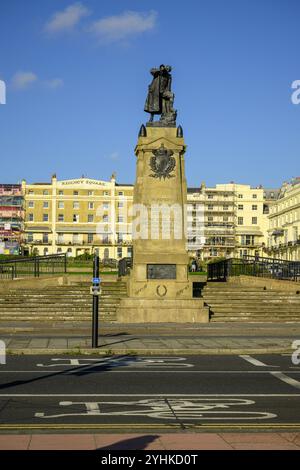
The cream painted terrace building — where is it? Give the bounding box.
[22,174,133,259]
[187,183,276,260]
[22,174,281,261]
[267,177,300,260]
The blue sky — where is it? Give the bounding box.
[0,0,299,188]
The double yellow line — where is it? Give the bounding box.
[1,423,300,431]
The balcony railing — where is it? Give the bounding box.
[205,208,235,213]
[204,230,235,236]
[55,240,114,246]
[270,239,300,250]
[24,240,50,245]
[204,242,235,247]
[205,223,235,228]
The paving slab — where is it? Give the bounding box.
[0,435,31,450]
[28,339,49,348]
[29,434,96,450]
[159,433,232,450]
[1,433,300,450]
[48,339,68,348]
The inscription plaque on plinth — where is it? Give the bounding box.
[147,264,176,279]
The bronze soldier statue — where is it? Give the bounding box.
[144,64,177,126]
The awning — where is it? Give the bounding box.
[236,230,263,236]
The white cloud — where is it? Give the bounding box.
[45,2,90,33]
[107,152,119,161]
[88,10,157,43]
[44,78,64,89]
[11,71,38,89]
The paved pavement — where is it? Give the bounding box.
[1,432,300,450]
[1,322,300,354]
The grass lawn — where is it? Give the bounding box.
[67,271,118,276]
[189,271,207,276]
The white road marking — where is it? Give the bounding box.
[270,372,300,390]
[34,398,276,420]
[239,355,279,367]
[1,370,300,374]
[36,357,194,368]
[0,393,299,397]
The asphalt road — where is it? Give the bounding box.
[0,354,300,432]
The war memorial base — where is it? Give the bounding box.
[116,124,209,323]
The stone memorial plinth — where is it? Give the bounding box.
[117,65,208,323]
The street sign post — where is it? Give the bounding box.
[91,251,100,348]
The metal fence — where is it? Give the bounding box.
[207,255,300,282]
[0,254,67,280]
[0,265,14,280]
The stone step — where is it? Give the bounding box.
[204,291,300,295]
[211,318,300,322]
[206,302,300,308]
[0,288,127,293]
[4,288,91,293]
[0,291,126,296]
[0,312,117,317]
[0,281,126,321]
[208,312,300,317]
[203,295,300,305]
[0,282,126,293]
[204,287,295,293]
[0,309,117,315]
[203,290,300,295]
[0,316,116,321]
[0,298,121,303]
[0,306,119,311]
[207,308,300,313]
[205,284,267,290]
[208,309,300,315]
[204,299,300,309]
[0,293,126,299]
[0,304,120,311]
[210,316,300,323]
[203,281,300,322]
[0,292,126,298]
[0,296,125,303]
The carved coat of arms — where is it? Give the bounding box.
[149,143,176,180]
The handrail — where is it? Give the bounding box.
[0,253,66,264]
[0,254,67,279]
[207,255,300,282]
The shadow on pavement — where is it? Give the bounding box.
[100,336,137,348]
[97,434,160,450]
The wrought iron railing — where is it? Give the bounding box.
[0,265,14,280]
[0,254,67,279]
[207,255,300,282]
